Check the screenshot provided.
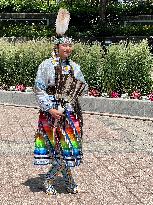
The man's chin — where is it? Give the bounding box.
[64,54,70,58]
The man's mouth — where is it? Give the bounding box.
[64,51,70,55]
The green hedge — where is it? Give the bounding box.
[0,39,152,95]
[0,1,152,38]
[115,25,153,36]
[107,0,153,19]
[90,24,153,39]
[0,22,55,38]
[0,0,152,15]
[0,0,57,13]
[1,22,153,39]
[0,39,52,86]
[101,40,153,95]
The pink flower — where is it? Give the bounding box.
[15,84,26,92]
[111,91,119,98]
[147,92,153,101]
[130,90,141,99]
[89,87,101,97]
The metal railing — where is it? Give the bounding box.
[0,13,55,26]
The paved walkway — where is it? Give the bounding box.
[1,105,153,205]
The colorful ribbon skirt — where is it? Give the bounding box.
[34,111,83,167]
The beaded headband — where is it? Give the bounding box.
[54,36,72,45]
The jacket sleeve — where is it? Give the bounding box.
[33,60,55,112]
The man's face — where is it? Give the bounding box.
[58,43,73,60]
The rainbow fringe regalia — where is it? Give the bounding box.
[34,107,83,167]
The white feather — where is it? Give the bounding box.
[55,8,70,36]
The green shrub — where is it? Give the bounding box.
[0,0,57,13]
[102,40,153,95]
[0,1,152,38]
[91,23,153,38]
[116,25,153,36]
[0,39,52,86]
[1,22,152,39]
[71,42,104,89]
[0,22,55,38]
[0,39,152,95]
[107,0,153,19]
[0,0,152,15]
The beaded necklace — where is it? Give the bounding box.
[51,48,74,75]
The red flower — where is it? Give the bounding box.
[147,92,153,101]
[15,84,26,92]
[111,91,119,98]
[89,87,101,97]
[131,90,141,99]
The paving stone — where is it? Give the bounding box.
[1,105,153,204]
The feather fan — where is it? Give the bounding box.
[55,8,70,36]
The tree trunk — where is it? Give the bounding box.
[99,0,108,23]
[64,0,73,6]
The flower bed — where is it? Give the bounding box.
[0,39,153,98]
[89,87,153,101]
[1,84,153,103]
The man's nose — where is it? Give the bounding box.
[66,46,71,50]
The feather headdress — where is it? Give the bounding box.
[55,8,70,36]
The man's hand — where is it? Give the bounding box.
[49,109,65,120]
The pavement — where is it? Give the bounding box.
[1,104,153,205]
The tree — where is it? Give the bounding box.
[99,0,109,23]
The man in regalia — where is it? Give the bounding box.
[33,8,88,195]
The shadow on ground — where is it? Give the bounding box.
[22,174,69,194]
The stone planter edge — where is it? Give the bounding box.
[0,90,153,118]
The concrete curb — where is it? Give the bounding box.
[79,96,153,118]
[0,90,153,119]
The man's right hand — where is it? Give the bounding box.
[49,109,65,120]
